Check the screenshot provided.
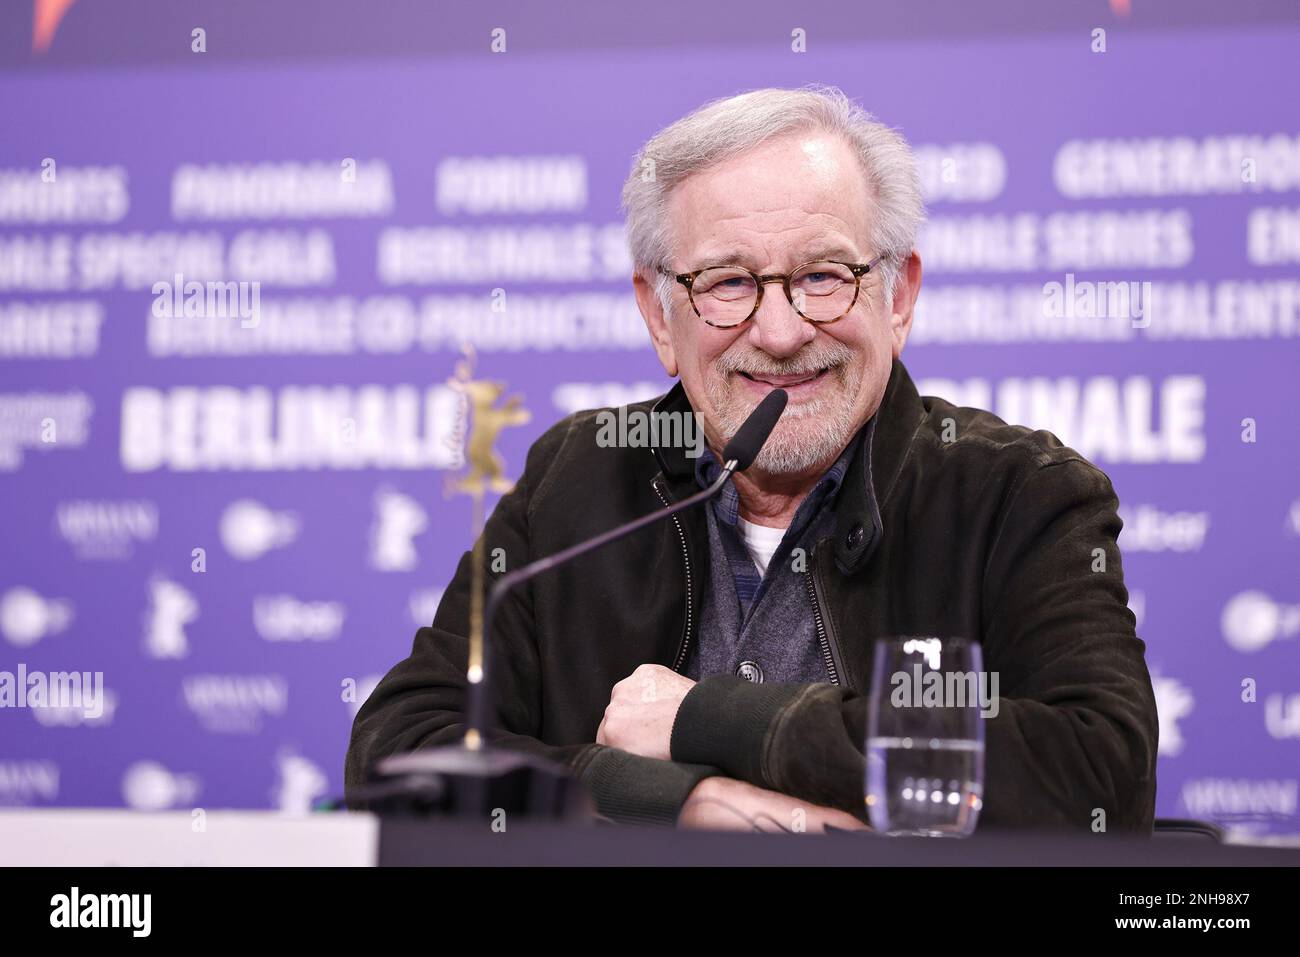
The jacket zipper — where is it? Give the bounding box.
[804,548,841,686]
[652,477,694,673]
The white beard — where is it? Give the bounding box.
[747,387,861,474]
[705,340,864,475]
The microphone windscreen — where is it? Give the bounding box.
[722,388,788,471]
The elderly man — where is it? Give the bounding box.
[346,85,1158,832]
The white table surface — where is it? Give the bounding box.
[0,809,379,866]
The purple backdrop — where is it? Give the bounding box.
[1,10,1298,836]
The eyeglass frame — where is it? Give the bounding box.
[658,254,888,328]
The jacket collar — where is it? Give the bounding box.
[649,358,926,575]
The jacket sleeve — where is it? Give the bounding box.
[345,415,720,826]
[670,456,1159,831]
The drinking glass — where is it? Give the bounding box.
[865,636,987,837]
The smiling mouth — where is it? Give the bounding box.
[737,367,830,388]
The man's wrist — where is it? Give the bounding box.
[669,674,811,785]
[579,745,721,826]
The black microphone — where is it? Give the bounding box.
[722,386,789,471]
[366,388,787,819]
[467,386,788,739]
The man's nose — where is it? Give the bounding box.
[746,279,815,358]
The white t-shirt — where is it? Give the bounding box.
[736,516,788,576]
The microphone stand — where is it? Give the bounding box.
[465,462,738,745]
[365,390,786,821]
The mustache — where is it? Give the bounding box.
[714,340,856,377]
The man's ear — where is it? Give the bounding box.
[633,269,678,378]
[888,251,923,358]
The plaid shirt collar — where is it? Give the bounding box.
[693,420,867,535]
[694,420,869,616]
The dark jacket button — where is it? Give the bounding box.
[735,661,764,683]
[846,524,865,549]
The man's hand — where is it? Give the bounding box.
[678,776,870,833]
[595,663,695,761]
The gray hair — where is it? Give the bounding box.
[620,84,925,313]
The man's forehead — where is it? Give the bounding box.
[666,134,871,269]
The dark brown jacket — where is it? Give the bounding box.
[346,359,1158,830]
